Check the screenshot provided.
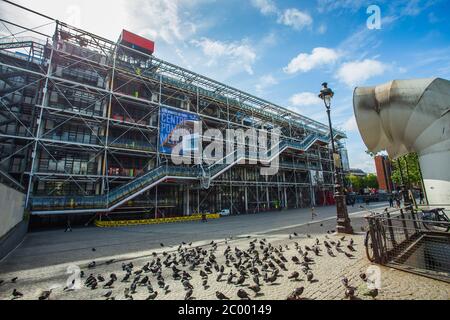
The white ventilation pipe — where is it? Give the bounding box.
[353,78,450,205]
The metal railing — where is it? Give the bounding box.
[366,206,450,283]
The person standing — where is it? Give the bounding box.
[419,190,424,205]
[389,195,394,208]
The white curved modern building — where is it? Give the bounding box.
[353,78,450,205]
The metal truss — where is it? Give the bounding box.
[0,1,347,217]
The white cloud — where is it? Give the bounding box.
[317,24,327,34]
[289,92,323,107]
[342,115,359,132]
[317,0,372,13]
[251,0,278,15]
[277,8,313,30]
[127,0,198,44]
[283,47,340,74]
[255,75,278,93]
[191,37,257,75]
[336,59,388,87]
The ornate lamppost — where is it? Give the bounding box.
[319,83,353,234]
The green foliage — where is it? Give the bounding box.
[348,173,379,191]
[348,174,362,191]
[364,174,379,189]
[391,153,421,186]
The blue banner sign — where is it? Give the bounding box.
[159,107,199,154]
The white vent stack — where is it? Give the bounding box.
[353,78,450,205]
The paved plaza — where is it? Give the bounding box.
[0,203,449,300]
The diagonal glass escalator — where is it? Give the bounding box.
[29,133,331,213]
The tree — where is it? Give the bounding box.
[391,153,421,187]
[348,174,362,191]
[348,173,379,192]
[364,174,379,189]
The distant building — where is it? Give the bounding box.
[374,155,394,192]
[348,169,367,178]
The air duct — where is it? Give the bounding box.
[353,78,450,204]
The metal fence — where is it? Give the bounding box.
[366,205,450,283]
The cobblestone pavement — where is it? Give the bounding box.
[0,215,448,300]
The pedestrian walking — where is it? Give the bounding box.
[389,195,394,208]
[419,190,424,205]
[396,196,401,208]
[311,207,317,220]
[65,216,72,232]
[201,213,208,223]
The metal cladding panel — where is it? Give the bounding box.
[120,30,155,54]
[353,77,450,204]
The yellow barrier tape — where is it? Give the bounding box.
[95,214,220,228]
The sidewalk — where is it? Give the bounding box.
[0,213,447,300]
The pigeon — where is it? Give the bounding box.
[12,289,23,299]
[288,272,300,281]
[341,277,349,287]
[364,288,379,299]
[345,287,356,299]
[39,290,52,300]
[253,275,260,286]
[88,261,96,269]
[237,289,251,300]
[347,245,356,252]
[92,248,96,252]
[140,276,149,286]
[306,271,314,282]
[185,289,193,300]
[121,273,131,282]
[216,291,230,300]
[294,232,298,237]
[103,290,113,299]
[160,243,165,247]
[146,291,158,300]
[327,248,335,257]
[344,252,354,259]
[11,277,18,283]
[360,273,367,282]
[236,275,246,286]
[287,287,304,300]
[200,270,208,279]
[103,278,115,288]
[130,282,137,294]
[248,285,261,295]
[97,275,105,282]
[0,279,4,286]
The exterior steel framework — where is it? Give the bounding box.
[0,4,348,221]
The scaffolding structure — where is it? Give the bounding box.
[0,2,348,224]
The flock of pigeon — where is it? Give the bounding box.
[2,233,378,300]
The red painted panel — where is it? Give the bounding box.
[120,30,155,54]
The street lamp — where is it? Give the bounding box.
[319,83,354,234]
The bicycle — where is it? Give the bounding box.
[419,208,450,232]
[361,206,389,263]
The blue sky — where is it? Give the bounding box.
[2,0,450,172]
